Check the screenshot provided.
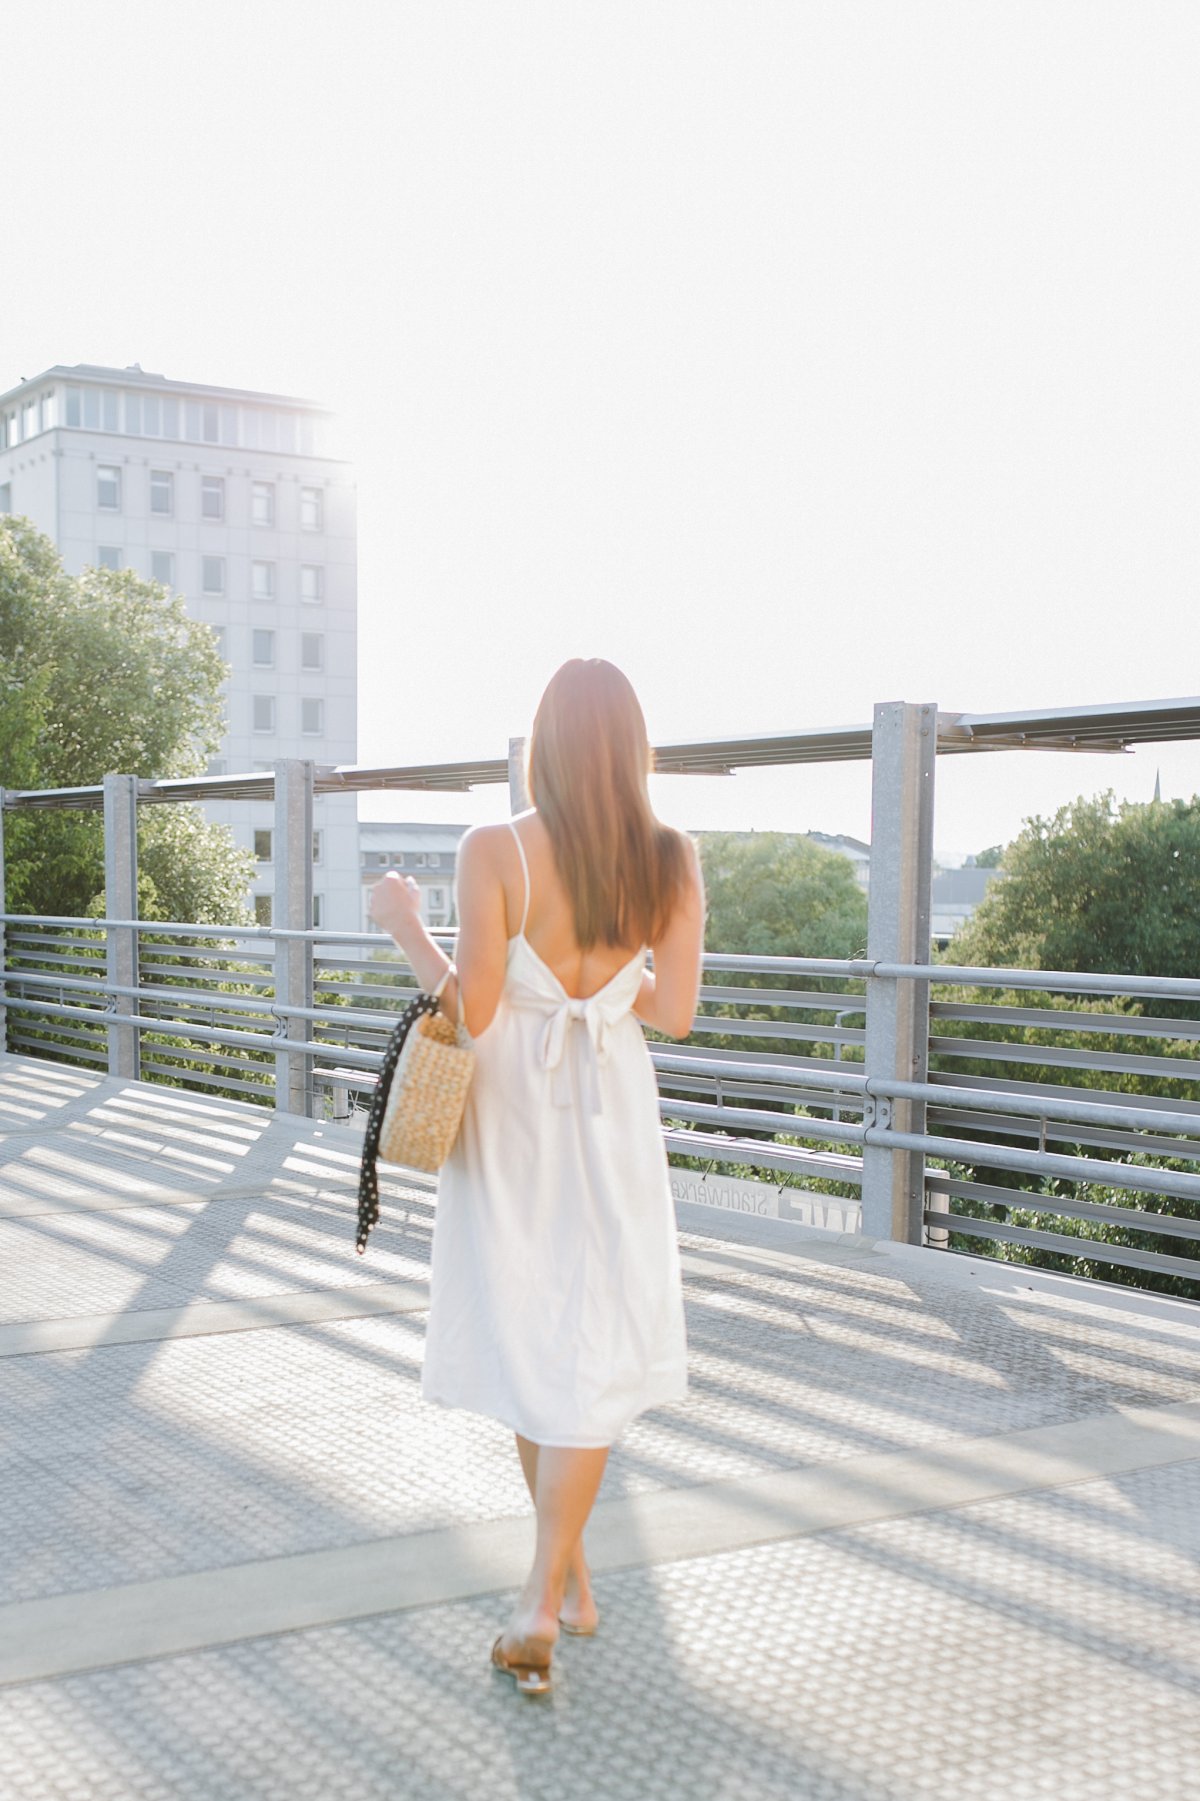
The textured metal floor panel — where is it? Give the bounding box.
[2,1461,1197,1801]
[3,1056,1200,1800]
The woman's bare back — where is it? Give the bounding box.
[503,812,643,1001]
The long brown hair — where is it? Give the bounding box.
[527,659,691,950]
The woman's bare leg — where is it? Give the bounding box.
[501,1441,608,1663]
[514,1434,600,1633]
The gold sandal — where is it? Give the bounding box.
[491,1635,553,1696]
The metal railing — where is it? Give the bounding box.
[3,701,1200,1298]
[4,914,1200,1293]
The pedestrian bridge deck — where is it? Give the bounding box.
[1,1053,1198,1801]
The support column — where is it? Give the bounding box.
[274,759,315,1116]
[861,702,936,1243]
[103,774,140,1081]
[508,737,529,813]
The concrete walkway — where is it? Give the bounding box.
[1,1053,1199,1800]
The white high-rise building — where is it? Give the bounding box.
[0,362,359,930]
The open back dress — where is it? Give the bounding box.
[420,820,689,1447]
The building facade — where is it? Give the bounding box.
[360,823,466,933]
[0,363,359,929]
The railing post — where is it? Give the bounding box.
[0,791,6,1054]
[508,736,529,812]
[274,758,314,1116]
[861,702,936,1243]
[103,774,140,1081]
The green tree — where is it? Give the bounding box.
[699,832,868,961]
[939,794,1200,1293]
[953,791,1200,990]
[1,516,251,922]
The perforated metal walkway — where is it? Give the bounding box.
[1,1055,1198,1800]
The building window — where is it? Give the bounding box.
[300,697,324,736]
[300,486,323,530]
[22,398,37,441]
[252,628,275,667]
[207,758,226,776]
[66,388,82,427]
[211,625,226,654]
[150,470,173,515]
[97,547,121,571]
[253,695,275,733]
[254,893,273,926]
[97,465,121,509]
[427,886,447,916]
[312,894,324,928]
[202,404,219,444]
[300,632,324,671]
[251,560,275,600]
[202,556,225,594]
[312,830,323,864]
[143,394,160,436]
[254,828,273,862]
[251,481,275,526]
[0,484,10,514]
[428,853,441,869]
[102,391,119,432]
[201,475,225,520]
[151,550,174,587]
[125,393,141,435]
[40,390,58,432]
[299,564,324,604]
[162,398,179,438]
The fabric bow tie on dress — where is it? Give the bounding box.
[538,996,613,1113]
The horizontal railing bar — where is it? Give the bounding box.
[928,1001,1200,1042]
[651,1051,866,1093]
[928,1034,1200,1083]
[688,1018,866,1046]
[697,986,868,1013]
[658,1073,866,1117]
[924,1107,1200,1165]
[699,952,869,979]
[884,962,1200,1002]
[925,1211,1200,1282]
[662,1127,863,1185]
[925,1173,1200,1240]
[926,1068,1200,1120]
[878,1078,1200,1137]
[876,1127,1200,1202]
[660,1098,866,1147]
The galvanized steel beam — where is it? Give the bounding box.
[861,703,937,1243]
[274,760,315,1116]
[103,775,140,1080]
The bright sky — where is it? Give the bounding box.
[4,1,1198,861]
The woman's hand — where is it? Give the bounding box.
[368,871,423,948]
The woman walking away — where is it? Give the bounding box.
[369,658,706,1696]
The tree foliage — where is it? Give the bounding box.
[1,517,250,921]
[953,791,1200,990]
[698,831,868,961]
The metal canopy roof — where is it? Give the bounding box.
[4,697,1198,812]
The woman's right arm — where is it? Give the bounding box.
[634,837,706,1040]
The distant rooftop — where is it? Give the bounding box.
[0,361,330,415]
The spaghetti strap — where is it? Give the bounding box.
[507,819,531,937]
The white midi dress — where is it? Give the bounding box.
[421,822,689,1447]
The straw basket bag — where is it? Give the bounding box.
[355,968,474,1254]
